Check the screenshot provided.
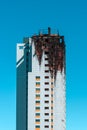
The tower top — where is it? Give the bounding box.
[31,27,65,80]
[35,27,59,37]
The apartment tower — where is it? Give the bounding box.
[16,28,66,130]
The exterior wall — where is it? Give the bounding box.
[17,36,66,130]
[54,71,66,130]
[16,44,27,130]
[28,39,66,130]
[28,42,52,130]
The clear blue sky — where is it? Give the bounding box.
[0,0,87,130]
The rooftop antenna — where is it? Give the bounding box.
[48,27,51,35]
[57,29,59,36]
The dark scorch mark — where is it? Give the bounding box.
[32,28,65,81]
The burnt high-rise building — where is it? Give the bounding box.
[16,28,66,130]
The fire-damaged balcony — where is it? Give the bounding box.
[32,27,65,81]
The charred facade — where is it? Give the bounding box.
[32,28,65,80]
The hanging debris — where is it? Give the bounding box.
[32,28,65,81]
